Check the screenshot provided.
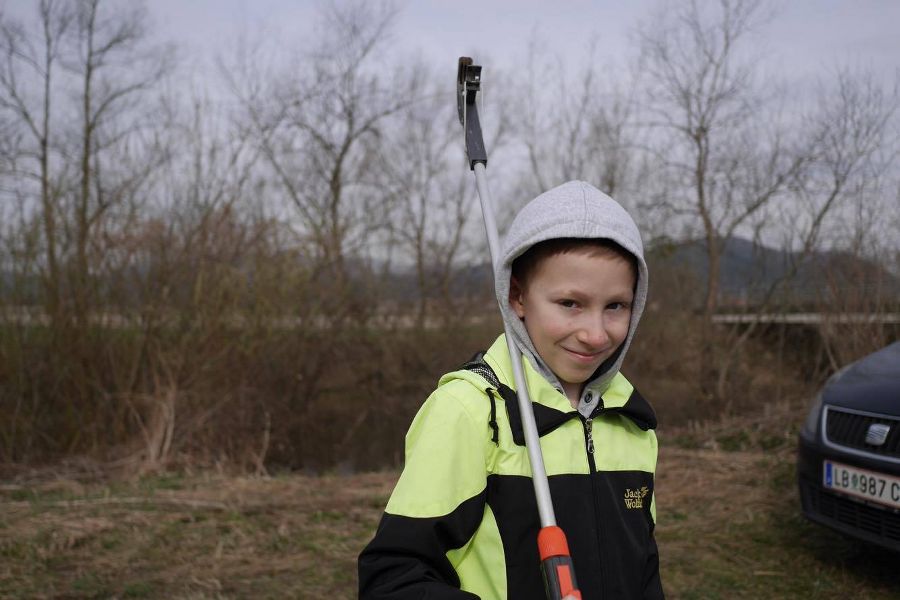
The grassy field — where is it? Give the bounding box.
[1,404,898,599]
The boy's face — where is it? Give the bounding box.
[510,250,635,403]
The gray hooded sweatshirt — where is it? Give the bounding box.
[495,180,648,417]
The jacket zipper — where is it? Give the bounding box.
[584,417,595,455]
[582,414,606,596]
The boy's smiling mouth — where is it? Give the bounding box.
[562,346,606,362]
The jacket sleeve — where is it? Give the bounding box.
[358,386,489,599]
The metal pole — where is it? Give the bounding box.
[473,162,556,527]
[459,57,581,600]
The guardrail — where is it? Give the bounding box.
[712,313,900,325]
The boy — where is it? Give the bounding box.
[359,181,662,599]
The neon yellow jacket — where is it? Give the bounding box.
[359,335,663,599]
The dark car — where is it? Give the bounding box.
[797,341,900,552]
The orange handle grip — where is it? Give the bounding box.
[538,526,582,600]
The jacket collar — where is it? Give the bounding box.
[483,335,656,446]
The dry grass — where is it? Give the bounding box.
[2,411,899,599]
[656,407,900,599]
[0,472,395,598]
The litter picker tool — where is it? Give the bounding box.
[456,56,582,600]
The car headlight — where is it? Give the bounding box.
[801,391,825,438]
[801,364,853,439]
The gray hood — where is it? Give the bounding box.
[495,180,648,404]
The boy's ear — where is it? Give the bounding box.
[509,277,526,318]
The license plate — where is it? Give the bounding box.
[823,460,900,511]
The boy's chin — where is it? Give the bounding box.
[556,367,598,388]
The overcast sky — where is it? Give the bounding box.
[146,0,899,90]
[5,1,895,102]
[142,0,900,248]
[4,0,896,246]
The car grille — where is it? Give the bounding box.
[801,481,900,544]
[825,407,900,459]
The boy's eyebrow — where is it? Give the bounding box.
[551,286,635,298]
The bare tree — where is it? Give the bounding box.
[225,1,418,323]
[798,69,900,370]
[795,69,898,253]
[635,0,826,400]
[0,0,74,321]
[709,68,898,399]
[1,0,171,323]
[0,0,174,456]
[638,0,810,319]
[63,0,172,327]
[516,35,640,203]
[375,76,483,328]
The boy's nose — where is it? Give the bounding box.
[577,315,610,349]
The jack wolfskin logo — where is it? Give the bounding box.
[624,486,649,509]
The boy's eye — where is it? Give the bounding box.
[608,301,631,311]
[557,299,578,309]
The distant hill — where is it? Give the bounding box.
[2,236,896,312]
[371,236,900,310]
[650,236,900,308]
